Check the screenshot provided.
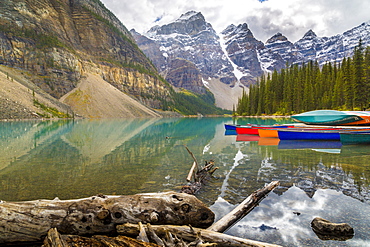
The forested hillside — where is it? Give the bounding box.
[236,41,370,116]
[0,0,227,119]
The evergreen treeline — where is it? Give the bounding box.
[173,89,230,115]
[236,40,370,116]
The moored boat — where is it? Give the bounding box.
[278,129,342,140]
[340,132,370,145]
[258,126,341,138]
[224,129,237,135]
[236,124,289,135]
[224,124,241,130]
[258,128,280,138]
[291,110,370,126]
[278,128,370,141]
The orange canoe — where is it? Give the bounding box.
[258,128,279,138]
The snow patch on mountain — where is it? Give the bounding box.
[219,35,246,82]
[132,11,370,110]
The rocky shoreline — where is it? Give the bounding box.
[0,98,40,120]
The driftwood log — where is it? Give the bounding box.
[181,160,218,195]
[117,223,282,247]
[112,181,282,247]
[208,181,280,233]
[180,146,218,195]
[0,192,214,244]
[44,228,160,247]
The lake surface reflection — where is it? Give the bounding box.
[0,117,369,246]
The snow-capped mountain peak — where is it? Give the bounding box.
[302,29,317,39]
[132,10,370,110]
[266,32,289,44]
[176,11,204,23]
[133,11,237,93]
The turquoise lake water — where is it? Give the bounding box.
[0,117,369,246]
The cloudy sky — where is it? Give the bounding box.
[100,0,370,42]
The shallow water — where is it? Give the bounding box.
[0,117,369,246]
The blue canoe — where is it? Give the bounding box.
[277,129,342,140]
[278,128,370,141]
[224,124,241,130]
[340,132,370,145]
[291,110,370,126]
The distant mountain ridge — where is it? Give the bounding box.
[0,2,368,116]
[132,11,370,109]
[132,11,237,94]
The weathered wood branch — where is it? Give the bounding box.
[117,223,283,247]
[43,228,160,247]
[181,160,218,195]
[186,161,197,182]
[184,145,199,172]
[207,181,280,233]
[0,192,214,244]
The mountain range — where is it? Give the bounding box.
[132,11,370,110]
[0,1,369,118]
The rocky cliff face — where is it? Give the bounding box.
[135,11,369,95]
[221,23,265,85]
[0,0,172,115]
[132,11,237,95]
[165,58,204,93]
[230,21,370,77]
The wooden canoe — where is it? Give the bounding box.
[340,132,370,145]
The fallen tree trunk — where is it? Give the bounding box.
[0,192,214,244]
[208,181,280,233]
[117,223,283,247]
[41,180,281,246]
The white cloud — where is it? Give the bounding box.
[101,0,370,42]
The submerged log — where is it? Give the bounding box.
[117,223,283,247]
[0,192,214,244]
[208,181,280,233]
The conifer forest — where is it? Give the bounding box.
[236,41,370,116]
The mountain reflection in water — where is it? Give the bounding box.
[0,117,369,246]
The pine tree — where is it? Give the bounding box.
[364,46,370,109]
[353,39,366,109]
[264,74,272,115]
[257,76,265,115]
[342,57,355,109]
[332,69,345,109]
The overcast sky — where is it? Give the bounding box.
[100,0,370,43]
